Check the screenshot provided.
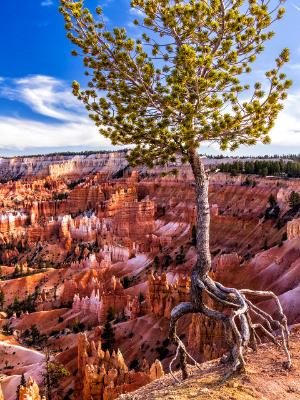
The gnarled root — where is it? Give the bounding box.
[169,276,292,381]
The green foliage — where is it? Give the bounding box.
[138,292,145,303]
[106,306,115,322]
[60,0,291,167]
[71,321,85,333]
[219,160,300,177]
[13,264,20,277]
[175,246,185,265]
[129,358,139,370]
[162,254,172,269]
[2,322,13,336]
[153,255,160,271]
[53,192,69,201]
[0,288,5,310]
[42,349,70,400]
[282,232,288,241]
[121,275,131,289]
[191,225,197,246]
[102,320,115,351]
[6,293,37,318]
[67,178,85,190]
[268,194,277,208]
[288,191,300,209]
[16,372,26,399]
[241,177,256,187]
[22,325,48,347]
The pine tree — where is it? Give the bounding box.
[14,265,20,277]
[42,348,69,400]
[0,289,5,310]
[106,307,115,322]
[288,191,300,209]
[102,320,115,351]
[60,0,292,377]
[153,255,160,271]
[16,373,26,400]
[268,194,277,208]
[191,225,197,246]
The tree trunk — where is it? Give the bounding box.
[168,148,291,380]
[188,148,211,277]
[188,148,211,311]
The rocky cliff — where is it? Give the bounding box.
[1,153,300,400]
[0,151,128,180]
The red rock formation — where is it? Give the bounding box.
[19,377,41,400]
[187,313,225,362]
[97,276,128,324]
[76,333,164,400]
[287,218,300,240]
[148,272,190,318]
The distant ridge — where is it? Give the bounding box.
[1,149,300,160]
[0,148,129,159]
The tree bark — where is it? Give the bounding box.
[187,148,211,312]
[188,148,211,278]
[168,148,291,380]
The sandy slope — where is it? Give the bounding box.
[0,341,44,400]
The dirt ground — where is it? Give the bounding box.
[119,331,300,400]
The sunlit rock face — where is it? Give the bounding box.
[0,151,128,180]
[0,384,4,400]
[76,333,164,400]
[287,218,300,240]
[18,377,41,400]
[2,152,300,399]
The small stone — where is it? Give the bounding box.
[227,381,239,388]
[199,387,210,393]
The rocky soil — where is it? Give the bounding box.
[120,330,300,400]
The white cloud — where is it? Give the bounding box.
[205,93,300,155]
[0,75,112,152]
[288,63,300,71]
[292,3,300,12]
[0,75,86,122]
[129,8,145,16]
[41,0,53,6]
[267,93,300,147]
[0,74,299,155]
[0,117,111,151]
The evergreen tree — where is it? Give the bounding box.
[175,246,186,265]
[60,0,292,378]
[288,191,300,209]
[191,225,197,246]
[106,307,115,322]
[102,320,115,351]
[0,289,5,310]
[162,254,172,270]
[42,348,70,400]
[14,265,20,277]
[153,255,160,271]
[138,292,145,303]
[16,373,26,400]
[268,194,277,208]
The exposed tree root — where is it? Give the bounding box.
[169,277,292,381]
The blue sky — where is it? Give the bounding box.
[0,0,300,156]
